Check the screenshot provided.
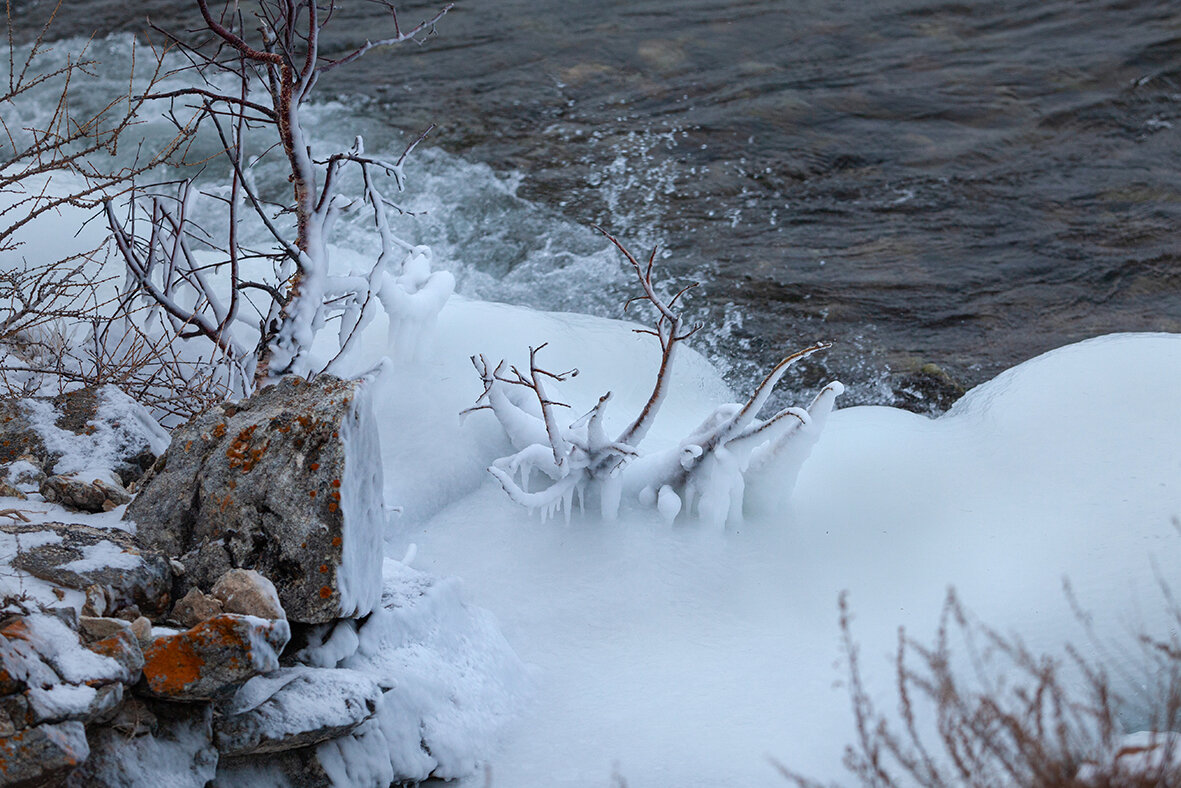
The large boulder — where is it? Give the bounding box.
[124,376,385,624]
[1,523,173,618]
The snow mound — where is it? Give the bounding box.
[400,331,1181,787]
[306,558,529,784]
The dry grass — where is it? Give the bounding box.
[775,589,1181,788]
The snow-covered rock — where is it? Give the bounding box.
[125,375,384,624]
[69,701,218,788]
[1,522,173,618]
[0,385,168,491]
[214,667,381,756]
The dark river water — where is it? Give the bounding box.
[17,0,1181,410]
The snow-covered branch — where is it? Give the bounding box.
[469,235,843,526]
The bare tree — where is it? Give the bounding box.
[105,0,455,397]
[466,230,843,526]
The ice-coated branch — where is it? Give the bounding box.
[471,231,843,526]
[103,0,454,391]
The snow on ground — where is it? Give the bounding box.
[379,313,1181,787]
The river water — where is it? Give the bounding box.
[18,0,1181,410]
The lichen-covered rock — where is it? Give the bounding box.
[211,570,284,621]
[170,589,224,629]
[0,720,89,786]
[40,474,131,513]
[140,614,290,701]
[1,523,172,618]
[214,667,381,757]
[84,629,143,685]
[67,700,217,788]
[125,376,384,624]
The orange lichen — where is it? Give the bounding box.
[142,634,205,695]
[331,536,342,547]
[319,586,332,599]
[331,491,340,501]
[328,502,338,512]
[308,490,317,498]
[184,440,193,452]
[319,564,328,573]
[331,479,341,488]
[309,462,320,471]
[212,422,227,438]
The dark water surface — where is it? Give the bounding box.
[22,0,1181,409]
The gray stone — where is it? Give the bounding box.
[40,475,131,513]
[1,522,172,618]
[124,376,384,624]
[214,667,381,757]
[77,617,132,643]
[0,720,89,787]
[213,748,330,788]
[0,695,29,734]
[211,569,284,621]
[170,588,224,628]
[128,617,152,647]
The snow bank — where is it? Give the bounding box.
[398,330,1181,787]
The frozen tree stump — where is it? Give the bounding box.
[125,376,385,624]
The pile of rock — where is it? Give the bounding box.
[0,377,525,787]
[0,385,168,513]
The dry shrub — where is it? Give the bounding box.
[776,588,1181,788]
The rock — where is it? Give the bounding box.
[0,386,166,487]
[214,667,381,757]
[170,589,224,628]
[128,618,151,647]
[213,748,331,788]
[0,402,47,469]
[0,695,29,735]
[0,720,89,786]
[125,375,385,624]
[0,481,25,500]
[67,700,216,788]
[140,614,290,701]
[40,475,132,513]
[84,629,144,685]
[1,523,173,618]
[891,362,966,414]
[77,617,132,643]
[211,570,284,621]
